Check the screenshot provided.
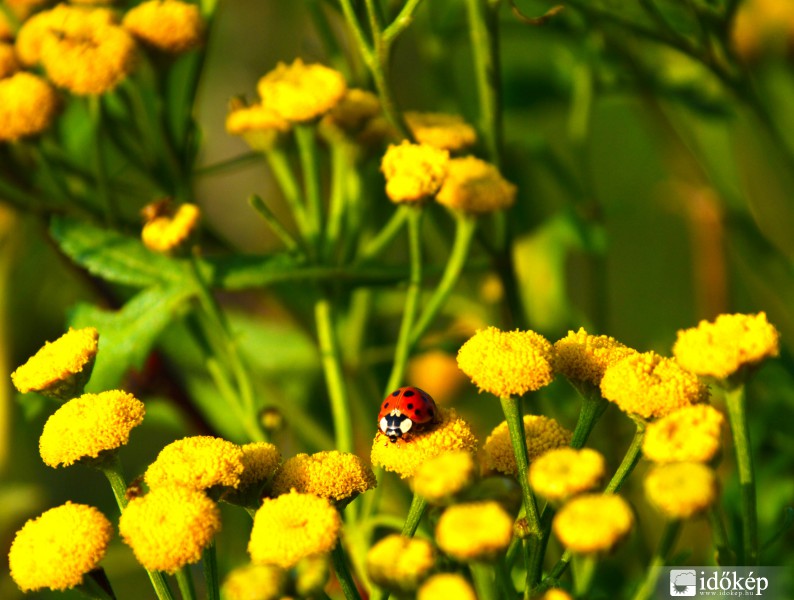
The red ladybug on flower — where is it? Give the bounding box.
[378,386,439,443]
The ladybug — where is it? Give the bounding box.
[378,386,439,443]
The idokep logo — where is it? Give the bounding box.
[670,570,697,596]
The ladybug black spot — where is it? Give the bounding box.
[407,403,413,410]
[403,390,415,397]
[392,390,400,396]
[428,410,434,418]
[415,409,422,416]
[383,402,389,408]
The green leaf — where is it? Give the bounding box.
[69,285,194,391]
[50,215,188,287]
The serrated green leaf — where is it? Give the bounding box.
[69,285,194,391]
[50,216,188,287]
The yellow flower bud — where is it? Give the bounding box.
[553,494,634,554]
[366,534,435,593]
[381,141,450,203]
[257,59,346,123]
[644,462,718,519]
[436,501,513,561]
[483,415,571,477]
[271,450,376,503]
[122,0,205,53]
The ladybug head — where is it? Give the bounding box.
[379,411,413,443]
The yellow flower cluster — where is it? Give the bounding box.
[436,501,513,561]
[553,327,636,387]
[553,494,634,554]
[145,435,245,490]
[600,351,709,419]
[271,450,376,502]
[119,486,221,573]
[436,156,517,214]
[248,491,341,568]
[457,326,555,397]
[225,102,290,138]
[222,564,287,600]
[371,407,478,478]
[645,462,718,519]
[9,502,112,592]
[320,88,386,144]
[643,404,724,463]
[141,202,201,253]
[483,414,571,476]
[539,590,574,600]
[39,390,145,467]
[366,534,435,593]
[731,0,794,61]
[0,72,59,141]
[529,447,605,502]
[673,312,780,382]
[404,111,477,152]
[381,141,450,203]
[412,450,475,504]
[239,442,282,488]
[122,0,205,53]
[408,350,467,405]
[11,327,98,398]
[418,573,477,600]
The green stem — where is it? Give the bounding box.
[89,96,116,226]
[708,507,735,566]
[295,124,324,256]
[248,194,301,253]
[359,206,409,263]
[605,420,646,493]
[470,563,498,600]
[382,0,425,44]
[384,207,423,394]
[315,296,354,454]
[175,568,196,600]
[494,557,516,599]
[331,543,364,600]
[409,213,477,348]
[325,141,350,262]
[631,520,682,600]
[725,384,758,565]
[401,492,428,537]
[573,554,598,598]
[570,386,609,449]
[500,396,541,536]
[195,152,260,177]
[202,540,220,600]
[265,147,311,240]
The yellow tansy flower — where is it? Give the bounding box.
[436,501,513,561]
[457,326,555,398]
[600,351,709,419]
[645,462,718,519]
[529,447,606,502]
[538,590,574,600]
[319,87,384,141]
[412,450,475,504]
[366,534,435,593]
[0,72,58,142]
[142,202,201,253]
[371,407,478,479]
[436,156,517,214]
[483,414,571,477]
[673,312,780,382]
[9,502,112,592]
[120,486,221,573]
[271,450,376,503]
[257,58,346,122]
[0,42,19,78]
[418,573,477,600]
[404,111,477,152]
[380,141,450,203]
[553,328,637,388]
[11,327,98,398]
[408,350,468,405]
[643,404,724,463]
[225,99,290,151]
[552,494,634,554]
[145,435,245,490]
[40,16,137,95]
[731,0,794,61]
[248,491,341,568]
[221,564,287,600]
[239,442,281,488]
[39,390,145,467]
[122,0,205,53]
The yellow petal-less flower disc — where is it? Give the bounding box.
[145,435,245,490]
[371,407,478,479]
[380,141,450,203]
[457,326,555,398]
[248,491,341,568]
[225,100,291,153]
[39,390,145,467]
[0,42,19,78]
[239,442,281,488]
[553,328,637,388]
[529,447,606,502]
[119,486,221,573]
[319,88,383,141]
[538,590,574,600]
[552,494,634,554]
[142,203,201,253]
[257,58,346,122]
[8,502,112,592]
[271,450,376,503]
[436,501,513,562]
[418,573,477,600]
[643,404,724,463]
[673,312,780,382]
[11,327,98,398]
[644,462,718,519]
[600,352,709,420]
[366,534,435,593]
[221,564,287,600]
[483,415,572,477]
[122,0,205,53]
[404,111,477,152]
[436,156,517,214]
[408,350,467,405]
[412,450,476,504]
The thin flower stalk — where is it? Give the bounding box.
[203,541,220,600]
[295,124,324,256]
[175,568,197,600]
[331,543,364,600]
[631,520,683,600]
[265,147,312,239]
